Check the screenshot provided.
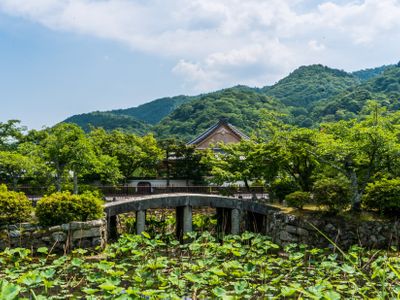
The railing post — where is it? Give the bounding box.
[136,210,146,235]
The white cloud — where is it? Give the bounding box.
[1,0,399,91]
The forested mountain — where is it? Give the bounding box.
[110,95,194,124]
[63,62,400,141]
[352,65,392,81]
[63,95,194,132]
[154,87,285,141]
[64,112,150,135]
[262,64,360,108]
[311,65,400,122]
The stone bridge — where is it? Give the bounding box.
[104,193,277,240]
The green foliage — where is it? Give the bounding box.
[64,112,150,135]
[269,178,299,202]
[352,65,392,81]
[0,231,399,298]
[263,64,359,108]
[61,63,400,138]
[35,191,103,226]
[89,129,163,181]
[313,178,351,213]
[363,178,400,214]
[312,66,400,122]
[284,191,311,209]
[0,120,25,151]
[0,280,21,300]
[154,87,285,141]
[203,139,279,189]
[64,95,193,132]
[0,184,32,225]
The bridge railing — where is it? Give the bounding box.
[99,185,267,199]
[10,185,268,200]
[10,185,268,201]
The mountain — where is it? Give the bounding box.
[63,95,194,132]
[352,65,393,81]
[110,95,194,124]
[63,112,150,135]
[311,65,400,122]
[63,63,399,140]
[154,86,287,141]
[262,64,360,108]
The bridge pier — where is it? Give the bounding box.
[231,208,241,235]
[136,210,146,235]
[217,208,241,236]
[176,205,192,241]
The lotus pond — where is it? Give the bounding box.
[0,230,399,299]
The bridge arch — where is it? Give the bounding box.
[104,193,276,240]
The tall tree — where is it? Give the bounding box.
[90,129,163,183]
[315,103,400,210]
[41,123,97,193]
[203,139,279,190]
[0,120,25,150]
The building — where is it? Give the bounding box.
[187,118,249,151]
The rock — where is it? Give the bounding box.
[86,220,105,227]
[92,238,104,247]
[285,225,298,234]
[8,225,19,231]
[72,227,102,240]
[42,236,51,242]
[9,230,20,238]
[296,227,309,237]
[324,224,336,232]
[52,232,67,242]
[279,231,298,242]
[49,225,62,232]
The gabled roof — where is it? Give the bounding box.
[187,118,249,146]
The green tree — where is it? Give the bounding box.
[90,129,163,183]
[0,151,35,188]
[41,123,97,193]
[203,139,279,191]
[315,103,400,210]
[0,120,25,150]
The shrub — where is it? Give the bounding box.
[313,177,351,213]
[269,178,299,202]
[36,191,103,226]
[363,178,400,214]
[0,184,33,225]
[285,191,311,209]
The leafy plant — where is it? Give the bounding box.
[35,191,103,226]
[313,177,351,213]
[0,184,32,225]
[285,191,311,209]
[363,178,400,214]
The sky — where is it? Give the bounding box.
[0,0,399,130]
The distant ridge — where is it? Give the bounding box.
[63,62,400,140]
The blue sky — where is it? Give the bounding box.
[0,0,399,129]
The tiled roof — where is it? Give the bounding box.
[187,119,249,145]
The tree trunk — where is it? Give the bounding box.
[55,161,62,192]
[56,172,62,192]
[349,171,361,211]
[73,168,78,195]
[12,177,18,190]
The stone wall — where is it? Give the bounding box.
[0,219,107,253]
[263,209,400,249]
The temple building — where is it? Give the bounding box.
[187,118,249,150]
